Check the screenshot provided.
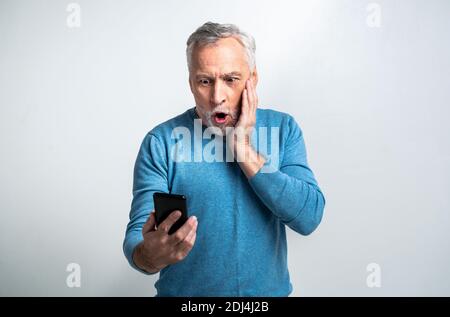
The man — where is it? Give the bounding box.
[123,22,325,296]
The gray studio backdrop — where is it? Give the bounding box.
[1,0,449,296]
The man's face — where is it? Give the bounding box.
[189,37,258,133]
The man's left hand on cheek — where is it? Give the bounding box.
[232,78,258,145]
[227,78,266,177]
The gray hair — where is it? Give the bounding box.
[186,22,256,72]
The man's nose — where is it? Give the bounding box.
[211,81,226,106]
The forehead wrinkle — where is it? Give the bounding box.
[190,39,249,76]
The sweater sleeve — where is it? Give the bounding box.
[123,133,169,274]
[248,116,325,235]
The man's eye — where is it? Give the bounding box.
[199,79,211,85]
[226,77,239,83]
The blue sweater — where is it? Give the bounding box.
[123,107,325,296]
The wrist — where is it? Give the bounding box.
[234,144,266,178]
[234,139,256,162]
[133,242,160,274]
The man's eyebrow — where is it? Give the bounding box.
[223,72,242,77]
[194,72,243,79]
[195,74,213,79]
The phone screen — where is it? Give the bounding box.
[153,192,188,235]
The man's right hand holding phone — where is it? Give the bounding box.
[133,210,198,273]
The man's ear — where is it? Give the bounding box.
[251,67,259,87]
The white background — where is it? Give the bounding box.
[1,0,449,296]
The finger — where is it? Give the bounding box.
[247,80,256,120]
[247,79,255,110]
[158,210,182,234]
[249,79,257,115]
[142,211,156,234]
[170,216,198,245]
[236,88,248,128]
[244,80,256,128]
[251,78,258,111]
[176,229,197,258]
[241,86,249,116]
[248,79,253,99]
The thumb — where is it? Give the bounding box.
[142,211,156,235]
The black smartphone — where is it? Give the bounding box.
[153,192,188,235]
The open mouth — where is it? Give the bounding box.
[213,112,229,124]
